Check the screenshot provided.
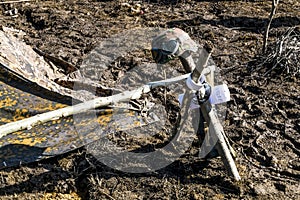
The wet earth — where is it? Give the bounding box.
[0,0,299,199]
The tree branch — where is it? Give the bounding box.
[263,0,280,53]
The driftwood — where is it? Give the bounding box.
[0,73,189,139]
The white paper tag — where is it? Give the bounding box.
[178,84,230,109]
[209,84,230,105]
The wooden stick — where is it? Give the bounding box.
[0,0,32,4]
[176,47,211,142]
[0,73,189,139]
[179,43,241,181]
[206,107,241,181]
[198,62,241,180]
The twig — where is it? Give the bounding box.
[263,0,280,53]
[0,0,32,4]
[263,48,293,76]
[98,189,116,200]
[256,26,299,76]
[0,73,190,139]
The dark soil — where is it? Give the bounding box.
[0,0,299,199]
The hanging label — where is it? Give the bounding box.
[209,84,230,105]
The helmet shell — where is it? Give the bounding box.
[151,28,198,57]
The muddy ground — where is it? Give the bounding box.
[0,0,299,199]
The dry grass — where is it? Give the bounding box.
[255,26,300,77]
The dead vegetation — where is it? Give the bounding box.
[255,26,300,77]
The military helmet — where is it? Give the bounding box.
[151,28,198,64]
